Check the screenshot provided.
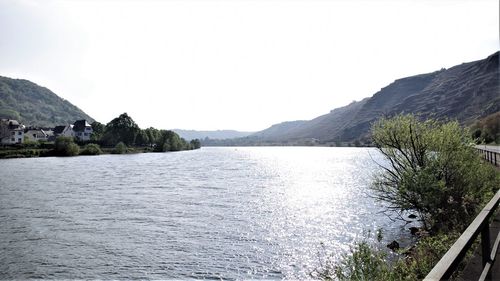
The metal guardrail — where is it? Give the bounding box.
[424,190,500,281]
[476,147,499,167]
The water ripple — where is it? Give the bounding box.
[0,147,408,279]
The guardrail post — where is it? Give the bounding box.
[481,223,492,281]
[424,190,500,281]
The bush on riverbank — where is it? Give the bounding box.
[112,142,127,154]
[314,115,499,280]
[314,231,463,280]
[80,143,103,155]
[54,136,80,156]
[0,148,51,158]
[371,114,499,232]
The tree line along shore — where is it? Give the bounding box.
[0,112,201,159]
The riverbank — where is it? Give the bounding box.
[0,143,198,159]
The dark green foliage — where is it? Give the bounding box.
[371,114,499,232]
[90,121,105,141]
[80,143,102,155]
[190,139,201,149]
[102,113,140,146]
[21,140,40,148]
[0,76,94,127]
[154,130,193,152]
[113,142,127,154]
[471,112,500,144]
[54,136,80,156]
[143,127,159,147]
[0,148,50,158]
[135,129,149,146]
[154,130,173,152]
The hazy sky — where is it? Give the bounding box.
[0,0,498,131]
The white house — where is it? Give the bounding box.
[52,120,93,141]
[73,120,93,141]
[0,119,25,144]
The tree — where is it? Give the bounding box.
[190,139,201,149]
[155,130,173,152]
[135,129,148,146]
[371,114,498,232]
[154,130,186,152]
[471,112,500,144]
[102,113,140,146]
[90,121,105,141]
[54,136,80,156]
[144,127,160,147]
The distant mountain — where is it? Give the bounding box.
[250,120,307,140]
[173,129,254,140]
[0,76,94,127]
[244,51,499,144]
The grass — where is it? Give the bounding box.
[0,144,156,159]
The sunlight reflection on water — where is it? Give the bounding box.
[0,147,408,279]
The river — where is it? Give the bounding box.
[0,147,408,279]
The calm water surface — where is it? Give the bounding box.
[0,147,407,279]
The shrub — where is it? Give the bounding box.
[471,112,500,144]
[313,232,462,281]
[54,136,80,156]
[80,143,103,155]
[113,142,127,154]
[391,233,462,280]
[332,241,392,281]
[22,140,40,148]
[371,115,499,232]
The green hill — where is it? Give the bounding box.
[0,76,94,127]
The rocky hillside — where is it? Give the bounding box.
[0,76,94,127]
[249,51,499,144]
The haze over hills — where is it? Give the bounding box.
[230,51,499,145]
[1,51,497,142]
[0,76,94,127]
[173,129,254,141]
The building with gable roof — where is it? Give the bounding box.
[73,120,93,141]
[0,119,25,144]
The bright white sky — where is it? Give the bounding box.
[0,0,498,131]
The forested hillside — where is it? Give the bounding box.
[0,76,93,127]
